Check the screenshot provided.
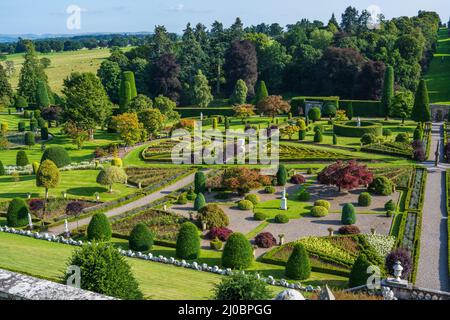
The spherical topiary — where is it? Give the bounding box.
[40,146,71,168]
[314,130,323,143]
[308,107,321,122]
[111,157,123,167]
[177,193,188,204]
[341,203,356,225]
[62,243,143,300]
[129,223,154,252]
[349,254,372,288]
[0,160,5,176]
[384,200,396,211]
[285,243,311,280]
[338,225,361,235]
[298,190,311,201]
[221,232,254,269]
[322,103,337,118]
[238,200,254,211]
[7,198,29,227]
[254,232,277,248]
[314,200,331,210]
[385,248,412,279]
[310,206,328,217]
[275,214,289,224]
[358,192,372,207]
[253,212,267,221]
[395,133,409,143]
[368,176,393,196]
[194,193,206,211]
[360,133,377,145]
[264,186,276,194]
[16,150,29,166]
[176,222,200,260]
[198,204,229,228]
[244,194,260,205]
[277,164,287,186]
[87,213,112,241]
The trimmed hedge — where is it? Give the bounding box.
[7,198,29,227]
[16,150,29,166]
[40,146,71,168]
[314,200,331,210]
[253,212,267,221]
[349,254,372,287]
[198,204,229,228]
[176,222,200,260]
[310,206,328,217]
[221,232,254,269]
[341,203,356,225]
[369,176,393,196]
[194,193,206,211]
[238,200,254,211]
[175,107,234,118]
[333,121,382,137]
[245,194,260,205]
[87,213,112,241]
[340,100,383,117]
[275,214,289,224]
[129,223,154,251]
[358,192,372,207]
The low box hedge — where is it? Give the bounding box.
[333,121,383,137]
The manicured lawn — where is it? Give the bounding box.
[0,113,23,131]
[424,28,450,104]
[0,128,120,166]
[0,232,348,299]
[254,198,312,220]
[0,169,136,201]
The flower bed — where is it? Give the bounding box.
[111,209,187,242]
[277,144,352,161]
[361,142,413,158]
[363,234,396,258]
[370,167,413,189]
[125,167,189,188]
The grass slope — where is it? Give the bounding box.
[425,28,450,104]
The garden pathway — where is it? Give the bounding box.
[48,170,208,236]
[415,122,449,292]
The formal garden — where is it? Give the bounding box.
[0,8,449,301]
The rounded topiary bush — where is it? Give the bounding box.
[210,238,223,250]
[308,107,321,122]
[40,146,71,168]
[244,194,260,205]
[87,213,112,241]
[16,150,29,166]
[62,243,143,300]
[7,198,29,227]
[264,186,276,194]
[384,200,396,211]
[275,213,289,224]
[285,243,311,280]
[221,232,254,269]
[314,130,323,143]
[358,192,372,207]
[238,200,254,211]
[338,225,361,235]
[360,133,377,145]
[213,273,271,300]
[129,223,154,252]
[314,200,331,210]
[24,131,35,146]
[176,222,200,260]
[194,193,206,211]
[198,204,229,229]
[310,205,328,217]
[395,133,409,143]
[253,212,267,221]
[349,254,372,288]
[341,203,356,225]
[322,103,337,118]
[277,164,287,186]
[368,176,393,196]
[111,157,123,167]
[254,232,277,248]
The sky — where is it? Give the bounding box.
[0,0,449,35]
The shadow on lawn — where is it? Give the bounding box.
[67,187,108,197]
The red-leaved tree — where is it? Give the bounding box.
[317,160,373,192]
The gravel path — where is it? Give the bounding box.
[48,171,206,236]
[415,123,449,292]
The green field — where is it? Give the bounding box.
[2,47,133,94]
[425,28,450,104]
[0,232,348,299]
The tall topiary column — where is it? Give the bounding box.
[349,254,371,288]
[381,66,394,120]
[119,71,137,112]
[254,81,269,105]
[16,150,29,166]
[0,160,5,176]
[194,193,206,211]
[411,79,431,124]
[341,203,356,225]
[194,171,206,194]
[277,164,287,186]
[176,222,200,260]
[221,232,253,269]
[285,243,311,280]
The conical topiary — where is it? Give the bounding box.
[129,223,154,251]
[285,243,311,280]
[87,213,112,241]
[221,232,254,269]
[176,222,200,260]
[194,193,206,211]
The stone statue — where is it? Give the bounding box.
[382,287,397,300]
[280,194,287,210]
[273,289,305,300]
[64,219,70,237]
[357,117,361,127]
[200,112,203,121]
[28,213,33,230]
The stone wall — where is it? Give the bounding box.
[0,269,115,300]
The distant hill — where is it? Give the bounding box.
[0,32,152,43]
